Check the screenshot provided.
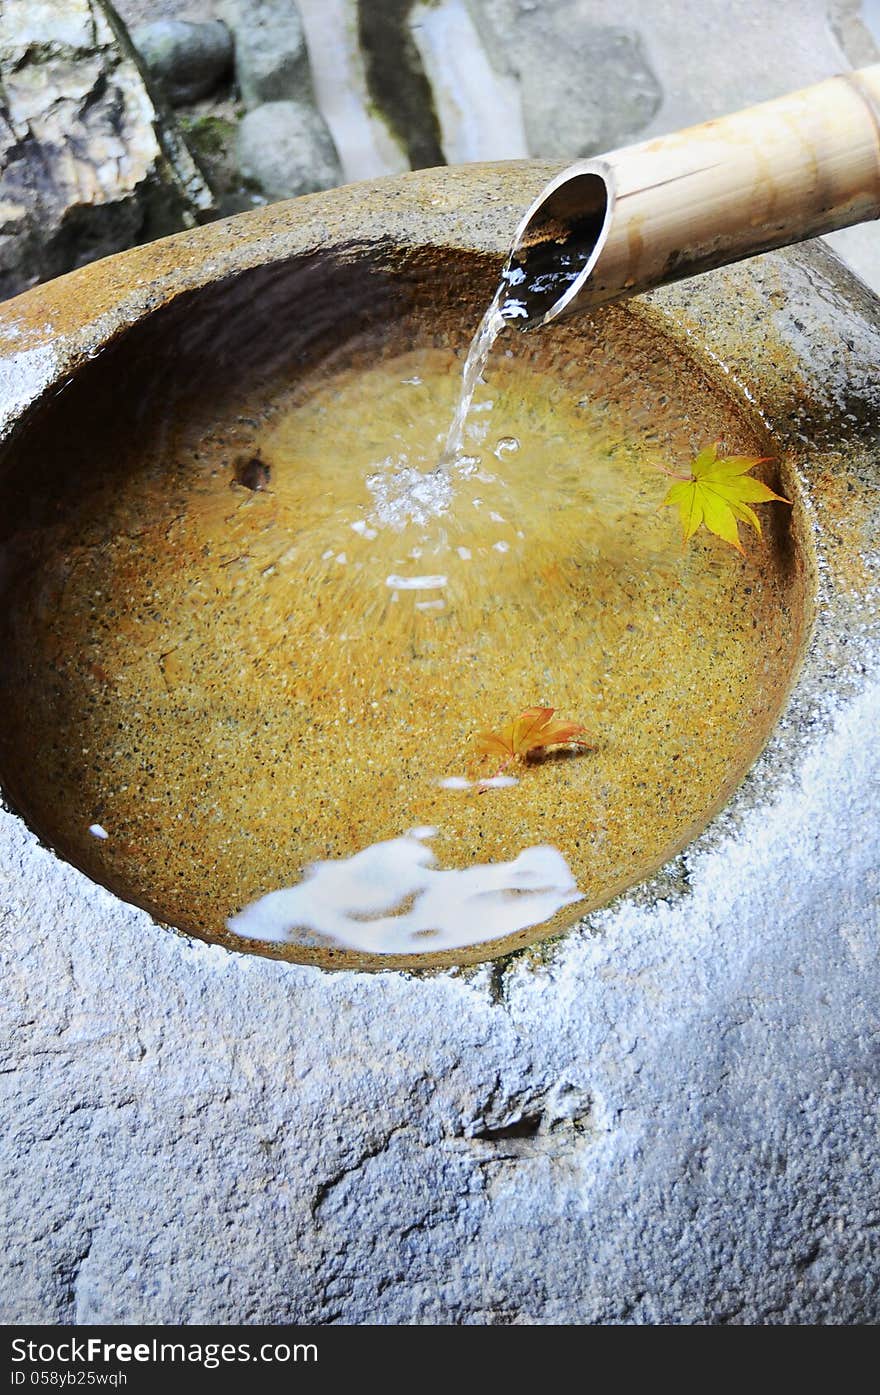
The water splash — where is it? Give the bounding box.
[367,455,453,528]
[367,286,511,529]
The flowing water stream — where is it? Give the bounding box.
[439,246,591,468]
[438,287,507,467]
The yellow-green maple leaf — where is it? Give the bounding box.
[663,443,790,554]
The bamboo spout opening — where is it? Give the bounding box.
[503,162,614,329]
[505,66,880,331]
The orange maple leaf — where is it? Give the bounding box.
[474,706,594,780]
[661,443,790,554]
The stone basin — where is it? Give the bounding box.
[1,164,879,1322]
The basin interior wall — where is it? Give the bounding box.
[0,242,812,968]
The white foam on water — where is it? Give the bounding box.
[226,827,581,954]
[385,573,447,590]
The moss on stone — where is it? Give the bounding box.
[180,113,239,196]
[182,113,237,160]
[357,0,445,170]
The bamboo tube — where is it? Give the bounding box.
[508,65,880,327]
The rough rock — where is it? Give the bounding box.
[115,2,221,24]
[466,0,662,158]
[131,18,233,106]
[0,0,213,301]
[237,100,342,200]
[217,0,341,203]
[219,0,311,108]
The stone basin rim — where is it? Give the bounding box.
[0,162,877,973]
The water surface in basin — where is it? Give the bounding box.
[0,268,806,966]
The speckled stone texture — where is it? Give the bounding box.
[0,166,879,1323]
